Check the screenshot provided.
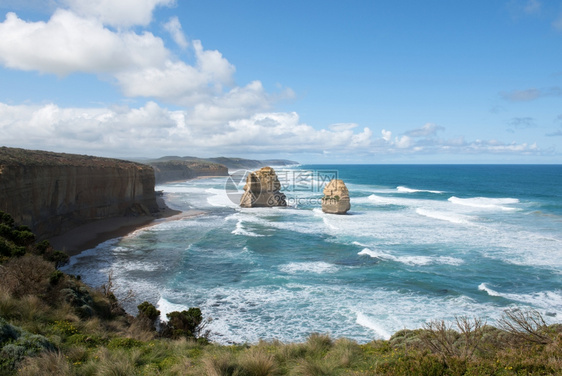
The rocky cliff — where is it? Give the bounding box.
[321,179,351,214]
[0,147,159,239]
[150,160,228,184]
[240,167,287,208]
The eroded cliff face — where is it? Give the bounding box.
[240,166,287,208]
[0,147,159,239]
[321,179,351,214]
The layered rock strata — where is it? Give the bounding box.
[0,147,159,239]
[240,167,287,207]
[321,179,351,214]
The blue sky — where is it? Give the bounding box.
[0,0,561,163]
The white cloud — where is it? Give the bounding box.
[61,0,175,28]
[0,10,169,75]
[329,123,358,131]
[381,129,392,141]
[0,102,373,156]
[115,50,234,104]
[0,9,260,109]
[164,16,188,48]
[0,4,548,161]
[186,81,271,128]
[0,101,543,158]
[394,135,413,149]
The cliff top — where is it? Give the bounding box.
[0,147,151,170]
[140,155,299,170]
[150,160,225,169]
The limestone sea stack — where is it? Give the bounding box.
[322,179,351,214]
[240,167,287,208]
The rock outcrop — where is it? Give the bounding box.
[150,160,228,184]
[240,167,287,207]
[321,179,351,214]
[0,147,159,239]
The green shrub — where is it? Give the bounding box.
[163,308,204,339]
[137,301,160,321]
[0,211,15,227]
[59,284,95,318]
[0,317,21,345]
[10,246,26,257]
[43,250,69,268]
[49,270,65,285]
[35,240,51,255]
[0,223,13,239]
[14,230,36,246]
[0,317,54,372]
[0,239,11,257]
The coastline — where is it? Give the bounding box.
[49,196,203,257]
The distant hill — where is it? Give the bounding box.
[136,156,299,171]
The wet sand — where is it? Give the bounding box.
[49,197,203,256]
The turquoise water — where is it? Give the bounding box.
[62,165,562,344]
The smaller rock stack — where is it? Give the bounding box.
[321,179,351,214]
[240,167,287,208]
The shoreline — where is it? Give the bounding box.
[50,196,204,257]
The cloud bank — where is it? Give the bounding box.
[0,1,548,160]
[0,102,540,158]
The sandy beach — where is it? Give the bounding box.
[49,197,204,257]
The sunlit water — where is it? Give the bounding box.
[62,165,562,344]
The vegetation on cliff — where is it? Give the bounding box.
[1,210,561,375]
[149,160,228,184]
[143,155,299,171]
[0,147,152,170]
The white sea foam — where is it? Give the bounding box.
[279,261,339,274]
[416,208,474,225]
[397,186,444,194]
[479,283,562,312]
[174,283,505,344]
[231,219,265,237]
[358,248,464,266]
[367,194,403,206]
[478,283,501,296]
[356,312,392,340]
[157,297,189,322]
[448,196,519,211]
[352,241,368,247]
[206,188,240,208]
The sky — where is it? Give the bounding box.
[0,0,561,164]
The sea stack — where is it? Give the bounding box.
[322,179,351,214]
[240,167,287,208]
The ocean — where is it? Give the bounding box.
[61,164,562,344]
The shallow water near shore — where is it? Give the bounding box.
[62,165,562,344]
